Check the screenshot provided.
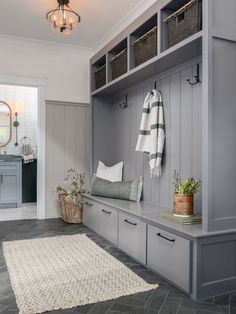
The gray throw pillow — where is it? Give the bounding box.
[91,176,143,202]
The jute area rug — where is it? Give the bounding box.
[3,234,158,314]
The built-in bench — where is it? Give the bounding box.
[83,193,236,300]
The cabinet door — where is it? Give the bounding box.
[83,199,98,232]
[98,205,118,245]
[0,172,21,202]
[147,225,191,293]
[118,213,146,264]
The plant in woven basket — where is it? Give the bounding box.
[57,169,85,208]
[173,170,201,217]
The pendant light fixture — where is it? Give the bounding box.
[46,0,81,35]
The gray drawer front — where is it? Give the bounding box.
[147,225,191,293]
[83,199,98,232]
[118,213,146,264]
[98,205,118,245]
[0,162,21,171]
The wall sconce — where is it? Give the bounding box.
[13,112,20,146]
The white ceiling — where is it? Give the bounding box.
[0,0,147,49]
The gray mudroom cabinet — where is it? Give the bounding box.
[118,212,146,264]
[83,199,98,232]
[97,205,118,245]
[87,0,236,301]
[147,225,191,293]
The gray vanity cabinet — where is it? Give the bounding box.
[147,225,191,293]
[0,161,22,208]
[1,173,21,202]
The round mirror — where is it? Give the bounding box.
[0,101,12,147]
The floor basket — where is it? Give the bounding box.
[58,193,83,224]
[132,26,157,67]
[94,64,106,89]
[164,0,202,48]
[110,48,127,80]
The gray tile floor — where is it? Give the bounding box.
[0,219,235,314]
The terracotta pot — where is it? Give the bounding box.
[173,193,194,217]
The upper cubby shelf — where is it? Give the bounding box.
[108,38,128,82]
[161,0,202,52]
[91,55,106,92]
[130,14,158,70]
[91,0,202,96]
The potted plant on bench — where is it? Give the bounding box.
[173,171,201,217]
[57,169,85,223]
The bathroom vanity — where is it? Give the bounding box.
[0,156,22,208]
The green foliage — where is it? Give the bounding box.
[56,169,85,208]
[173,170,201,195]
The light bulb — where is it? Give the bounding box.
[53,15,57,28]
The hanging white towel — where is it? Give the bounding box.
[136,89,165,178]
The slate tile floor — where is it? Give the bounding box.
[0,219,235,314]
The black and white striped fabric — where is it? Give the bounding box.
[136,89,165,178]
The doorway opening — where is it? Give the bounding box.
[0,84,38,221]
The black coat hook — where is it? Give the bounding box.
[119,94,128,109]
[151,82,157,95]
[186,64,201,86]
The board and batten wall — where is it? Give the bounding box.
[93,59,202,212]
[46,101,91,218]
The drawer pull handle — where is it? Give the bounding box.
[157,233,175,242]
[124,219,137,226]
[85,202,93,207]
[102,209,111,214]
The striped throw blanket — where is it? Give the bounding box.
[136,89,165,178]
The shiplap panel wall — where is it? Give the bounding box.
[112,61,202,212]
[0,84,37,155]
[45,101,90,218]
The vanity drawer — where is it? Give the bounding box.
[0,162,21,171]
[98,205,118,245]
[83,199,98,232]
[147,225,191,293]
[118,213,146,264]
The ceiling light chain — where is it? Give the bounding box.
[46,0,81,35]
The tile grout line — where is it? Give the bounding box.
[144,289,155,308]
[105,300,116,313]
[158,291,170,313]
[87,303,98,314]
[176,298,183,314]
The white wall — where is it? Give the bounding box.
[0,35,92,218]
[0,36,92,104]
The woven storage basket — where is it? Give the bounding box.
[94,64,106,89]
[132,26,157,67]
[164,0,202,48]
[110,48,127,80]
[58,193,83,224]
